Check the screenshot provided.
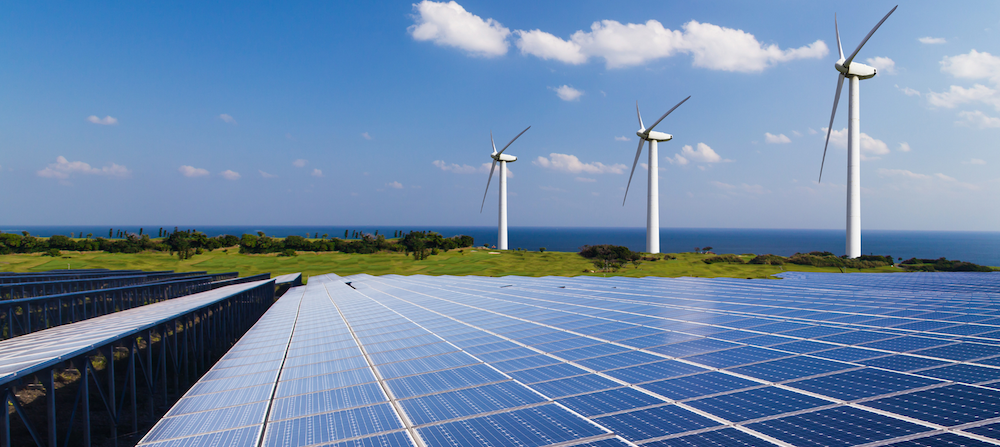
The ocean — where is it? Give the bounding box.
[4,225,999,267]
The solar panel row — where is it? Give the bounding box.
[142,271,1000,447]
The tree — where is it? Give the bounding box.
[539,247,546,253]
[109,228,113,238]
[322,234,329,239]
[139,228,143,236]
[703,246,713,253]
[345,230,349,239]
[86,233,93,239]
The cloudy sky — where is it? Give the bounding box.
[2,1,998,231]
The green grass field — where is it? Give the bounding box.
[0,248,902,280]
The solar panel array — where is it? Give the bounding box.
[0,280,273,386]
[141,271,1000,447]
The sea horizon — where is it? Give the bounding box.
[4,225,1000,267]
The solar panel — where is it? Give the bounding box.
[139,271,1000,446]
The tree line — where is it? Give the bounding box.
[0,229,474,259]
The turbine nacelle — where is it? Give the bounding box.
[492,153,517,162]
[638,130,673,142]
[835,59,877,79]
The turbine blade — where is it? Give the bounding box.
[480,160,497,212]
[491,131,497,153]
[845,5,897,66]
[835,14,844,60]
[819,74,846,183]
[498,126,531,155]
[636,101,644,130]
[623,138,646,205]
[646,96,691,132]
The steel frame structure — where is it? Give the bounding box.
[0,280,276,447]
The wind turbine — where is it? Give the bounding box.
[623,96,690,254]
[819,6,897,259]
[481,126,530,250]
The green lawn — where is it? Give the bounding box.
[0,249,902,281]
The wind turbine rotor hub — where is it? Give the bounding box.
[645,131,673,142]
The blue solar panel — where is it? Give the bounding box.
[862,384,1000,426]
[643,427,780,447]
[417,404,607,447]
[594,405,719,442]
[140,272,1000,447]
[641,372,759,400]
[746,406,930,447]
[686,387,831,422]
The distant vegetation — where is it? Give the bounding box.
[899,257,996,272]
[578,245,673,272]
[0,229,474,260]
[709,251,896,270]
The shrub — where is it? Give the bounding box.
[278,249,297,257]
[750,254,787,265]
[703,254,745,264]
[43,248,61,257]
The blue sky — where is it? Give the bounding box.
[2,1,998,231]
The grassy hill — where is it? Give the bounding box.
[0,248,901,280]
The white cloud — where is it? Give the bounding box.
[666,154,688,165]
[878,168,931,180]
[552,85,583,101]
[711,181,769,194]
[516,19,826,71]
[220,170,241,180]
[311,169,323,177]
[179,165,209,177]
[965,158,987,165]
[940,50,1000,83]
[957,110,1000,128]
[433,160,478,174]
[898,142,911,152]
[823,128,890,155]
[878,168,978,190]
[808,128,818,135]
[387,181,403,189]
[896,84,921,96]
[87,115,118,125]
[259,170,277,178]
[539,185,565,192]
[533,153,626,174]
[615,136,631,142]
[927,84,1000,110]
[515,29,586,64]
[865,56,896,75]
[792,130,802,137]
[362,132,372,140]
[219,114,237,124]
[575,177,596,182]
[408,1,510,57]
[764,132,791,144]
[918,37,947,44]
[293,159,308,168]
[38,156,131,179]
[677,143,724,163]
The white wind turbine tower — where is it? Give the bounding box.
[819,6,897,259]
[481,126,530,250]
[623,96,690,254]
